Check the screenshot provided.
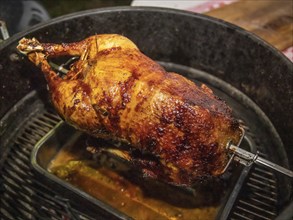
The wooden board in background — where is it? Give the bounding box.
[205,0,293,51]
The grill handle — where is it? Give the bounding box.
[228,143,293,178]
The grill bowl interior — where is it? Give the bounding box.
[0,6,292,219]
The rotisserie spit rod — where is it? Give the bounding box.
[224,130,293,178]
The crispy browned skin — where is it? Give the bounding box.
[17,34,242,186]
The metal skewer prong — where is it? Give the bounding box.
[227,142,293,178]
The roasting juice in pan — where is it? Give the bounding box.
[47,131,240,220]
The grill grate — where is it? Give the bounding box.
[0,110,95,220]
[0,107,280,220]
[229,161,278,220]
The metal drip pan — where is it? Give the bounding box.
[31,121,252,220]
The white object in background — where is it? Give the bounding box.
[131,0,207,10]
[283,46,293,62]
[131,0,237,13]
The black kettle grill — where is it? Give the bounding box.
[0,7,292,220]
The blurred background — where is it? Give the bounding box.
[41,0,132,18]
[0,0,132,36]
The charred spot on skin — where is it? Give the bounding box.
[51,88,62,104]
[147,79,158,87]
[42,43,55,55]
[133,152,158,164]
[108,114,121,132]
[118,72,138,109]
[101,109,109,117]
[92,126,111,136]
[230,119,241,132]
[98,46,122,56]
[131,69,141,79]
[194,144,209,160]
[176,136,191,151]
[122,93,131,108]
[93,104,109,117]
[98,91,113,109]
[65,105,76,117]
[156,127,165,136]
[134,95,148,112]
[71,82,91,96]
[165,81,232,117]
[197,143,221,172]
[80,82,91,95]
[210,143,219,149]
[74,99,80,105]
[160,111,173,124]
[142,169,157,179]
[174,113,184,129]
[134,158,173,183]
[178,169,191,185]
[88,59,96,66]
[145,138,158,151]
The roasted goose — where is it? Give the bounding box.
[17,34,242,186]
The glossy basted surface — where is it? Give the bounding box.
[17,34,242,185]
